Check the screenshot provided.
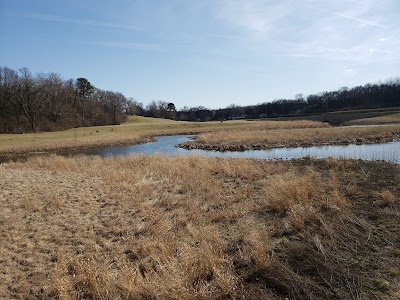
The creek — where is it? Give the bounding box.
[77,135,400,164]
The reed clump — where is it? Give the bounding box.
[264,169,349,230]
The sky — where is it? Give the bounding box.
[1,0,399,110]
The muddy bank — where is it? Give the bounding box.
[179,132,400,152]
[0,136,153,163]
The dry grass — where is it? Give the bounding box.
[182,124,400,151]
[264,168,349,230]
[343,113,400,126]
[1,155,399,299]
[241,120,329,130]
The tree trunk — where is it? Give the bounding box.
[21,103,36,132]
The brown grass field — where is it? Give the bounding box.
[1,155,399,299]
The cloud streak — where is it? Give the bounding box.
[84,40,194,52]
[84,41,162,51]
[213,0,400,64]
[14,13,141,31]
[328,11,388,28]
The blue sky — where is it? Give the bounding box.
[1,0,399,109]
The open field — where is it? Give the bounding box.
[181,124,400,151]
[0,117,328,159]
[1,155,399,299]
[343,113,400,126]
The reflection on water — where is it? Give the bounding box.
[80,135,400,163]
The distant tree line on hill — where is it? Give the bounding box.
[141,78,400,121]
[0,66,128,133]
[2,66,399,132]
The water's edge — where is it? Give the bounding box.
[76,135,400,164]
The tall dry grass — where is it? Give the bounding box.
[1,155,399,299]
[191,124,400,150]
[241,120,329,130]
[263,168,349,230]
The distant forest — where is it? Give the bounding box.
[141,78,400,122]
[0,67,128,133]
[1,66,399,133]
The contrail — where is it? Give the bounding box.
[312,6,388,28]
[331,12,388,28]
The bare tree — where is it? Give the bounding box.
[0,66,137,132]
[15,68,43,132]
[0,67,19,131]
[126,98,144,116]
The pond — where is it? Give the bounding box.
[79,135,400,164]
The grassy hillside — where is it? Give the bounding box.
[268,107,400,125]
[343,113,400,126]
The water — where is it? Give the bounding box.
[80,135,400,163]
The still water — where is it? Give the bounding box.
[80,135,400,163]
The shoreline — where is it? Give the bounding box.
[1,121,400,162]
[0,137,152,162]
[0,131,203,162]
[179,134,400,152]
[2,132,400,163]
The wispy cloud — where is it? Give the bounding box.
[13,13,141,31]
[84,40,195,53]
[213,0,400,64]
[214,0,293,36]
[84,41,161,51]
[330,11,388,28]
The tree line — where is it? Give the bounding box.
[1,66,399,132]
[141,78,400,121]
[0,66,128,133]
